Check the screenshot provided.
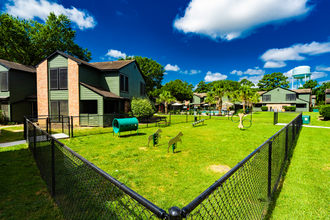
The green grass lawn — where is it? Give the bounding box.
[268,127,330,219]
[0,125,24,143]
[0,144,63,219]
[277,111,330,127]
[61,112,283,210]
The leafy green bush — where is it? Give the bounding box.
[319,105,330,120]
[261,106,268,111]
[130,97,156,118]
[289,106,296,111]
[0,110,9,125]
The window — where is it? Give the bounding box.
[1,102,9,117]
[296,104,306,108]
[120,74,129,93]
[1,72,9,92]
[286,94,296,101]
[255,103,262,107]
[50,68,67,90]
[104,101,118,113]
[140,82,146,96]
[50,100,68,121]
[80,100,98,114]
[262,95,271,101]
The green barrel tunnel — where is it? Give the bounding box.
[112,117,139,134]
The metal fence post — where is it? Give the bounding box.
[46,117,49,134]
[68,117,71,138]
[33,125,36,157]
[268,141,273,201]
[24,117,27,140]
[168,206,182,220]
[71,116,73,138]
[49,117,52,135]
[62,115,64,133]
[51,139,56,197]
[186,113,187,123]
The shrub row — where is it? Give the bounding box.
[319,105,330,120]
[283,106,296,111]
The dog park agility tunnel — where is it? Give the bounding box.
[112,117,139,137]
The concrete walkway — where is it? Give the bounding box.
[0,133,69,148]
[276,123,330,129]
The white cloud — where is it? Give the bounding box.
[5,0,96,30]
[231,67,265,76]
[230,70,243,76]
[261,41,330,67]
[204,71,228,82]
[180,69,201,75]
[165,64,180,71]
[264,61,287,68]
[316,66,330,72]
[311,71,327,80]
[239,75,263,87]
[105,49,127,59]
[173,0,311,41]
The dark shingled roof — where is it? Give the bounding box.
[0,59,36,73]
[90,60,135,71]
[257,91,267,95]
[80,82,124,99]
[292,89,312,94]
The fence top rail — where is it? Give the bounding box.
[25,118,166,219]
[181,112,302,216]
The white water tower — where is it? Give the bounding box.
[292,66,311,89]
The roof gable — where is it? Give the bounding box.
[0,59,36,73]
[90,60,135,71]
[262,87,294,95]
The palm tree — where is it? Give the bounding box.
[249,92,261,111]
[232,85,254,112]
[204,91,217,110]
[212,81,227,113]
[156,90,176,114]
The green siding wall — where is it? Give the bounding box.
[80,85,104,126]
[326,94,330,99]
[9,70,36,103]
[50,90,68,100]
[0,91,9,98]
[49,54,68,68]
[297,94,310,102]
[99,72,119,95]
[193,95,201,104]
[79,66,99,85]
[0,65,8,71]
[11,101,32,122]
[262,88,296,103]
[80,85,103,111]
[119,62,146,98]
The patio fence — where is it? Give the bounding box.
[24,113,302,219]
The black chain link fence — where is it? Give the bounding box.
[24,113,302,219]
[26,118,167,219]
[180,113,302,219]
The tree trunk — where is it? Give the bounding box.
[165,102,168,114]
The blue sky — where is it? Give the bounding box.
[2,0,330,89]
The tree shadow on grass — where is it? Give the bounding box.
[0,145,63,219]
